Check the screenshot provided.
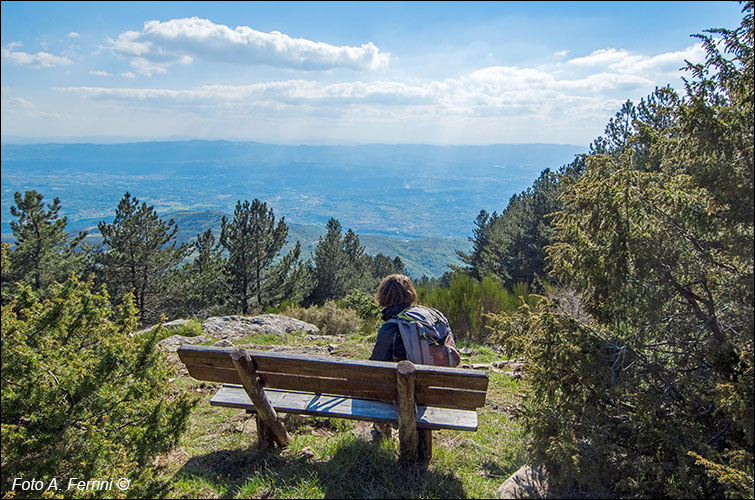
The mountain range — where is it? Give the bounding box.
[1,139,586,277]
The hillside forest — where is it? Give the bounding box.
[1,4,753,498]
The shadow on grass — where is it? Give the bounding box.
[175,437,467,499]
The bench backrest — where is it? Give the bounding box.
[178,345,488,410]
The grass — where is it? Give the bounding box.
[153,329,528,498]
[137,319,204,343]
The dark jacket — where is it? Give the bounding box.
[369,303,410,362]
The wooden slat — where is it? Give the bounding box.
[180,345,488,387]
[415,386,488,410]
[256,372,396,401]
[211,385,478,431]
[180,345,395,380]
[179,344,489,408]
[415,369,489,392]
[178,345,236,365]
[252,353,397,384]
[183,364,241,385]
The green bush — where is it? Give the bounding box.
[491,299,754,498]
[339,289,381,321]
[1,275,197,498]
[418,273,539,341]
[282,301,363,336]
[139,319,203,344]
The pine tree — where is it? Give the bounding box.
[166,228,227,317]
[308,218,381,304]
[1,243,13,305]
[265,241,314,306]
[7,190,86,294]
[309,218,349,304]
[97,192,187,323]
[343,228,371,289]
[370,253,406,281]
[455,209,495,280]
[219,199,293,314]
[460,168,563,288]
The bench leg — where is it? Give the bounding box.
[396,361,419,461]
[418,428,432,462]
[231,349,290,448]
[255,414,276,449]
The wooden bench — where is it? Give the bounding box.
[177,345,489,462]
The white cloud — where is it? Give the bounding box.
[121,71,136,78]
[55,65,651,122]
[1,42,74,68]
[67,32,81,38]
[1,95,67,119]
[611,44,705,75]
[108,17,390,75]
[566,47,629,67]
[3,96,35,108]
[57,80,432,107]
[68,40,691,115]
[554,49,569,57]
[42,41,706,144]
[566,43,706,77]
[89,70,113,77]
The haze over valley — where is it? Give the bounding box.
[1,140,585,276]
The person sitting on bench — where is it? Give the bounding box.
[370,274,460,367]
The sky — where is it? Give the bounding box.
[0,1,746,146]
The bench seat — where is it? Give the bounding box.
[178,345,489,461]
[211,384,478,431]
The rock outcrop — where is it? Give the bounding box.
[157,334,209,352]
[498,465,548,499]
[131,318,191,337]
[201,314,320,339]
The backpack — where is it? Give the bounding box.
[386,305,461,367]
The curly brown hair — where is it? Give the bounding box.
[375,274,418,308]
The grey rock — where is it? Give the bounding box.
[131,318,191,337]
[493,359,526,371]
[459,347,474,355]
[157,334,209,352]
[303,334,345,342]
[498,465,548,499]
[201,314,320,339]
[213,339,233,347]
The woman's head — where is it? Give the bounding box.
[375,274,418,308]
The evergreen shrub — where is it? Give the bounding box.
[418,273,539,341]
[488,6,754,496]
[1,275,197,498]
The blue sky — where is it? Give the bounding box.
[0,1,746,145]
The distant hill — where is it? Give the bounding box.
[1,209,468,278]
[1,139,586,240]
[1,139,582,276]
[167,210,469,278]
